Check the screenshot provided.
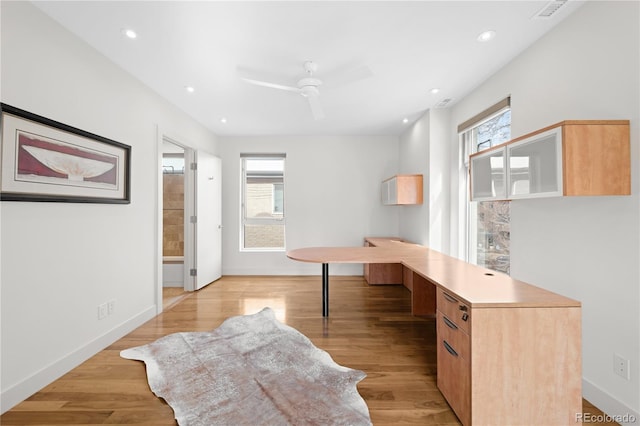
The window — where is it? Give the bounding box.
[241,154,285,251]
[460,99,511,274]
[162,153,184,175]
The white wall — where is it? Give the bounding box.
[398,112,430,245]
[398,108,451,251]
[218,135,399,275]
[0,2,218,412]
[447,1,639,419]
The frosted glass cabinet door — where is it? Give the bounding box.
[471,148,507,201]
[507,127,563,198]
[382,177,397,204]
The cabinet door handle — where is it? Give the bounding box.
[443,316,458,330]
[443,340,459,357]
[443,292,458,304]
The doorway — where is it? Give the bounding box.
[161,140,186,288]
[157,133,222,313]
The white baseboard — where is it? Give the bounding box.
[222,265,365,276]
[583,378,639,425]
[0,305,157,414]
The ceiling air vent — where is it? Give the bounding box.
[533,0,568,19]
[435,98,453,109]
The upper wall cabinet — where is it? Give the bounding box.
[470,120,630,201]
[382,174,423,205]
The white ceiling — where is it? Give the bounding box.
[32,1,584,137]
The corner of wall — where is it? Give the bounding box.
[583,379,640,424]
[0,306,157,414]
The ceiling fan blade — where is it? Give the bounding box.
[306,95,325,120]
[323,64,373,89]
[237,66,300,92]
[240,76,300,92]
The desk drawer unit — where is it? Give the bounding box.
[436,287,472,426]
[437,288,470,334]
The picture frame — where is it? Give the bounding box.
[0,103,131,203]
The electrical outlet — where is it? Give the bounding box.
[107,299,116,316]
[98,303,107,320]
[614,353,630,380]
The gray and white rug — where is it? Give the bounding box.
[121,307,372,425]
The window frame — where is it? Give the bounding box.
[459,99,511,274]
[271,182,284,215]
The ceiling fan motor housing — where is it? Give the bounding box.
[303,60,318,74]
[298,77,322,97]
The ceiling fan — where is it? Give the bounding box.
[237,61,372,120]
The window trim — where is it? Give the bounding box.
[457,96,511,134]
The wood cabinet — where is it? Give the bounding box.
[435,287,581,426]
[470,120,630,201]
[382,174,423,205]
[469,306,581,425]
[363,238,403,285]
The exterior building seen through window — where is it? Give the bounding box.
[241,154,285,250]
[463,108,511,274]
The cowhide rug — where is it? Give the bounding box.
[120,307,372,425]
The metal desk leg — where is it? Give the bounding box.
[322,263,329,317]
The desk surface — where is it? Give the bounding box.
[287,238,580,309]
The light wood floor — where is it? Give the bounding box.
[161,286,189,310]
[1,276,613,425]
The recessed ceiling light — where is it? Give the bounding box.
[402,118,409,124]
[122,29,137,39]
[220,118,227,124]
[430,88,440,94]
[477,30,496,42]
[185,86,195,93]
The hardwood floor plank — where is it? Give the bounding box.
[0,276,614,425]
[0,411,114,424]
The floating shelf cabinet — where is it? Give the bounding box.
[382,174,423,205]
[470,120,630,201]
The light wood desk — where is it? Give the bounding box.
[287,238,582,425]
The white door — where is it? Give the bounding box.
[194,150,222,289]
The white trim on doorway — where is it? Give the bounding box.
[156,127,197,314]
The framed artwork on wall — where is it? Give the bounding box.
[0,103,131,203]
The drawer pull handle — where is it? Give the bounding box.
[442,292,458,303]
[443,340,459,357]
[443,316,458,330]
